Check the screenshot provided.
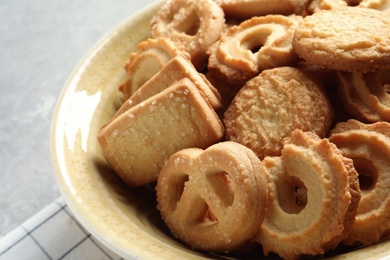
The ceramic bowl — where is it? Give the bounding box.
[50,1,390,259]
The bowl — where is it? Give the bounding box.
[50,1,390,259]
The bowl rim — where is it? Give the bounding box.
[50,1,166,259]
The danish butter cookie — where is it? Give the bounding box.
[336,70,390,122]
[119,37,189,100]
[293,7,390,72]
[115,56,222,118]
[256,130,360,259]
[150,0,225,70]
[307,0,345,14]
[329,119,390,245]
[223,66,334,159]
[215,0,310,19]
[156,141,268,252]
[98,78,224,187]
[208,15,302,84]
[359,0,390,12]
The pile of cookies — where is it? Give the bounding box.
[97,0,390,259]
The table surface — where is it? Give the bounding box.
[0,0,157,238]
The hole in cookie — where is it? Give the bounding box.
[207,172,235,207]
[277,176,307,214]
[173,9,200,36]
[378,72,390,94]
[352,157,378,191]
[345,0,360,6]
[241,39,264,54]
[199,204,218,224]
[174,174,190,204]
[293,177,307,208]
[366,71,390,98]
[240,30,271,54]
[294,185,307,207]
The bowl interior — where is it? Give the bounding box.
[51,1,390,259]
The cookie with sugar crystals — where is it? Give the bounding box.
[293,7,390,72]
[98,78,224,187]
[223,66,334,160]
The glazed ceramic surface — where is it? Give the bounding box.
[50,1,390,259]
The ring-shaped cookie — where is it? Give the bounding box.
[156,141,268,252]
[150,0,225,70]
[329,119,390,245]
[119,37,189,100]
[208,15,301,84]
[255,130,360,259]
[336,70,390,122]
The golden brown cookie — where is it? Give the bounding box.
[329,119,390,246]
[119,37,189,100]
[156,141,268,252]
[98,78,224,187]
[255,129,361,259]
[307,0,348,14]
[114,55,222,118]
[336,70,390,122]
[223,66,334,160]
[150,0,225,70]
[359,0,390,12]
[215,0,310,18]
[293,7,390,72]
[207,15,302,84]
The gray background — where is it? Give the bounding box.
[0,0,157,238]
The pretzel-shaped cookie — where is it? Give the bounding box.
[150,0,225,70]
[156,141,268,252]
[336,70,390,123]
[208,15,301,84]
[330,119,390,245]
[255,130,360,259]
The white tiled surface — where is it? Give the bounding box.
[0,197,122,260]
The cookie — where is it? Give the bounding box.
[156,141,268,252]
[119,37,189,100]
[150,0,225,70]
[293,7,390,72]
[223,66,334,159]
[98,78,224,187]
[330,119,390,246]
[114,55,222,118]
[255,129,360,259]
[215,0,310,19]
[207,15,302,84]
[336,70,390,122]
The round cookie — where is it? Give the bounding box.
[223,66,334,160]
[293,7,390,72]
[329,119,390,246]
[255,129,361,259]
